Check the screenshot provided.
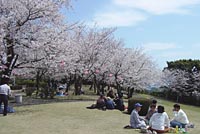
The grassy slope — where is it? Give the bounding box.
[0,101,135,134]
[0,95,199,134]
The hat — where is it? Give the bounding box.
[134,103,142,107]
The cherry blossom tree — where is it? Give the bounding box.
[53,26,122,95]
[0,0,72,76]
[0,0,162,98]
[106,47,159,97]
[161,68,200,103]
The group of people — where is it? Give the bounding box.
[87,89,125,111]
[126,99,190,133]
[97,94,125,111]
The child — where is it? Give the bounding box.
[145,104,157,122]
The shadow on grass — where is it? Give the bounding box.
[9,95,96,107]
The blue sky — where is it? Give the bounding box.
[64,0,200,69]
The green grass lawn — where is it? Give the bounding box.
[0,95,199,134]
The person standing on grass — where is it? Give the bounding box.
[0,76,11,116]
[170,104,189,128]
[148,105,170,133]
[129,103,146,128]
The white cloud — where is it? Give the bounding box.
[113,0,200,15]
[141,42,200,59]
[89,0,200,28]
[142,42,178,52]
[89,10,147,27]
[160,51,192,58]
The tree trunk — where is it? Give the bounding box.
[128,87,134,98]
[96,82,101,95]
[89,83,93,90]
[35,71,40,97]
[100,82,106,95]
[74,75,82,95]
[93,76,97,93]
[115,79,122,98]
[2,35,18,76]
[65,75,73,93]
[66,83,71,92]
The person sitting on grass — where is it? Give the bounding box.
[148,105,170,133]
[170,104,189,128]
[105,97,115,110]
[114,94,125,111]
[96,94,106,110]
[148,99,157,111]
[86,94,107,110]
[124,103,146,129]
[145,104,157,123]
[107,88,115,99]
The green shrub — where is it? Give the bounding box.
[25,87,36,96]
[16,79,35,87]
[11,85,23,90]
[128,97,151,116]
[40,81,47,88]
[150,91,165,97]
[16,78,47,87]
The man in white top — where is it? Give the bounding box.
[170,104,189,128]
[0,76,11,116]
[149,105,170,133]
[130,103,146,128]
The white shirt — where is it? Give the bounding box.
[173,109,189,124]
[0,84,11,95]
[149,112,170,130]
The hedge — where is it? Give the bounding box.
[15,79,47,88]
[128,97,151,116]
[10,85,23,90]
[25,87,36,96]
